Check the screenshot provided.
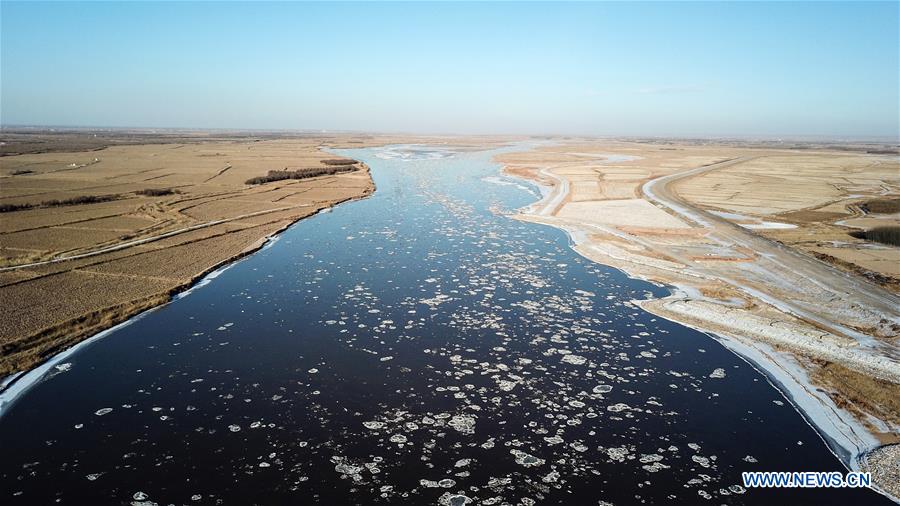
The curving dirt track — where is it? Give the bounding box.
[643,157,900,357]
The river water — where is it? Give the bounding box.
[0,145,889,505]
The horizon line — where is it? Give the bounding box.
[2,124,898,144]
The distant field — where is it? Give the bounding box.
[673,153,900,287]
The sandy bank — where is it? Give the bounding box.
[498,141,900,500]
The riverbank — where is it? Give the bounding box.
[0,135,376,378]
[1,141,893,505]
[498,141,900,500]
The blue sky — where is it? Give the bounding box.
[2,1,897,138]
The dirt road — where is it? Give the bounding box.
[642,157,900,357]
[0,204,309,272]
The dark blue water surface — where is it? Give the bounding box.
[0,145,890,505]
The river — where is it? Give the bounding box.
[0,144,889,505]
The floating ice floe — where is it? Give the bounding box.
[510,449,545,467]
[544,435,564,445]
[448,414,476,435]
[438,492,473,506]
[497,379,517,392]
[606,446,630,462]
[692,455,711,468]
[607,403,630,413]
[560,354,587,366]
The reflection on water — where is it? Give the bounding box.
[0,145,889,505]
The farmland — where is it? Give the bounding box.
[0,131,377,375]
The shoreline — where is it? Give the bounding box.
[1,142,896,499]
[0,139,379,377]
[0,166,375,414]
[499,152,899,501]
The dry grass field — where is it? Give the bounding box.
[0,132,380,376]
[674,153,900,286]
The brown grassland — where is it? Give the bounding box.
[811,359,900,433]
[0,131,389,376]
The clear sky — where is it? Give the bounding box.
[1,1,898,138]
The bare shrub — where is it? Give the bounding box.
[136,188,178,196]
[848,226,900,246]
[245,165,357,185]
